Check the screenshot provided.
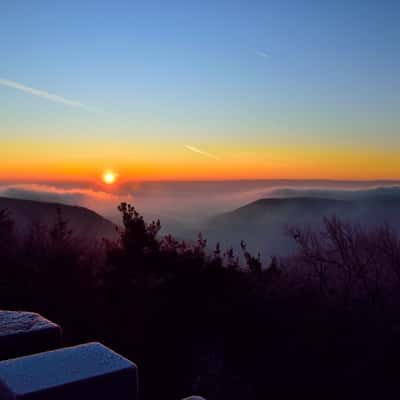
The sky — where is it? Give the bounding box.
[1,0,399,183]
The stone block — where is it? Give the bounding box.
[0,311,61,360]
[182,397,207,400]
[0,342,138,400]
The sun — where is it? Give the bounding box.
[102,171,118,185]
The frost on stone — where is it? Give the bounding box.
[0,342,138,400]
[0,311,59,336]
[182,397,207,400]
[0,311,62,360]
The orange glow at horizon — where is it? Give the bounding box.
[1,139,400,182]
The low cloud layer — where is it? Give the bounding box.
[1,180,399,226]
[267,186,400,200]
[0,184,133,216]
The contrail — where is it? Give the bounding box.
[0,78,100,112]
[255,50,269,59]
[185,145,220,160]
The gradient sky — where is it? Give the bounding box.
[1,0,399,182]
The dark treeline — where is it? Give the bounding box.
[2,203,400,399]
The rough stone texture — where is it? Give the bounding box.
[0,311,62,360]
[0,342,138,400]
[181,397,206,400]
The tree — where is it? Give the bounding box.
[287,216,400,308]
[0,209,15,254]
[241,240,262,274]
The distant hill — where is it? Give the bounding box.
[203,196,400,259]
[0,197,117,240]
[210,197,351,226]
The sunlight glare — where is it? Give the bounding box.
[103,171,117,184]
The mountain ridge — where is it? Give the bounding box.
[0,196,117,240]
[204,195,400,258]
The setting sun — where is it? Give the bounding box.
[102,171,118,185]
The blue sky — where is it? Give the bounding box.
[1,0,399,181]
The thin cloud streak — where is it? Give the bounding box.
[0,78,100,112]
[185,145,220,160]
[255,50,269,59]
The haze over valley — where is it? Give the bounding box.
[3,180,400,260]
